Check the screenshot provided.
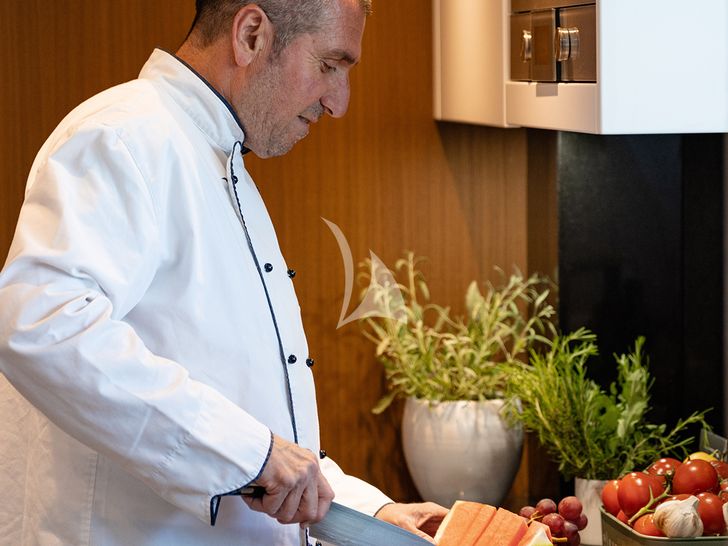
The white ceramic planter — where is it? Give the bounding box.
[401,397,523,507]
[575,477,607,546]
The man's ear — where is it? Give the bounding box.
[231,5,272,66]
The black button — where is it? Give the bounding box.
[264,263,273,272]
[306,358,315,368]
[287,354,297,364]
[319,449,327,460]
[287,269,296,279]
[232,175,238,183]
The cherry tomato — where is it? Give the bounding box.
[696,492,727,535]
[647,457,683,488]
[647,457,682,477]
[709,460,728,481]
[661,493,692,503]
[672,459,719,495]
[616,510,629,525]
[601,479,621,517]
[718,479,728,502]
[617,472,664,518]
[633,513,666,537]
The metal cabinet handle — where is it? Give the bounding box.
[555,27,580,62]
[556,27,570,61]
[521,29,532,62]
[567,27,580,60]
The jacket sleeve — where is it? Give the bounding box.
[0,123,273,524]
[320,456,394,516]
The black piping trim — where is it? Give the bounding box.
[228,142,299,444]
[163,49,251,155]
[209,429,275,526]
[373,502,396,518]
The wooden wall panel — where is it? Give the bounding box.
[1,0,551,507]
[0,0,195,255]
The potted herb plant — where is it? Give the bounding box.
[502,329,709,545]
[358,252,555,507]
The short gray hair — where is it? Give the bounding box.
[190,0,372,54]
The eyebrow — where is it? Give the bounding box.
[325,49,358,66]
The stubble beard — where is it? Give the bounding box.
[238,58,300,159]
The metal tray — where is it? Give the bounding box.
[601,508,728,545]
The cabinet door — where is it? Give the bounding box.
[530,9,557,81]
[433,0,514,127]
[558,5,596,82]
[510,13,532,81]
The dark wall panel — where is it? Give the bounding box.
[558,132,724,433]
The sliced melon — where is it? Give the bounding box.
[474,507,529,546]
[434,500,483,545]
[517,521,553,546]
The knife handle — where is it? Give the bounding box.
[239,485,266,499]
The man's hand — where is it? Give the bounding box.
[375,501,449,543]
[241,434,334,525]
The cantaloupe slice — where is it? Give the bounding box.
[474,507,529,546]
[434,500,483,545]
[449,503,497,545]
[517,521,553,546]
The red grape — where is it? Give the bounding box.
[558,496,583,521]
[522,494,586,542]
[535,498,557,516]
[564,520,580,546]
[542,513,566,537]
[575,512,588,530]
[519,506,536,520]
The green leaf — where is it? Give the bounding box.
[371,391,397,414]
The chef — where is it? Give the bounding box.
[0,0,446,544]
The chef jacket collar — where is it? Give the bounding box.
[139,48,251,156]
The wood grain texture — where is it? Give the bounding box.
[1,0,556,507]
[0,0,195,255]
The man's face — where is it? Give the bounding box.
[240,0,366,158]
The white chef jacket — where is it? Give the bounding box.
[0,49,391,546]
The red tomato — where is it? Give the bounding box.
[601,479,621,517]
[647,457,683,488]
[661,493,692,503]
[719,479,728,502]
[616,510,629,525]
[617,472,664,518]
[709,460,728,481]
[633,514,666,537]
[672,459,719,495]
[647,457,682,477]
[696,492,727,535]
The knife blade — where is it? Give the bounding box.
[309,500,433,546]
[240,486,432,546]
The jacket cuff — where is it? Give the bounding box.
[209,429,274,525]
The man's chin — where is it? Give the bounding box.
[249,138,301,159]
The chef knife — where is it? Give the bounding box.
[240,486,433,546]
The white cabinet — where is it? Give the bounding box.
[433,0,513,127]
[434,0,728,134]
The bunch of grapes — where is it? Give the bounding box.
[519,496,587,545]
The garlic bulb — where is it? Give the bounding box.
[653,496,704,538]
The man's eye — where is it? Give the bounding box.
[320,61,336,73]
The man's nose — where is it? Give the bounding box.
[321,76,350,118]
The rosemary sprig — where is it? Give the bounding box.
[359,252,556,413]
[503,329,711,480]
